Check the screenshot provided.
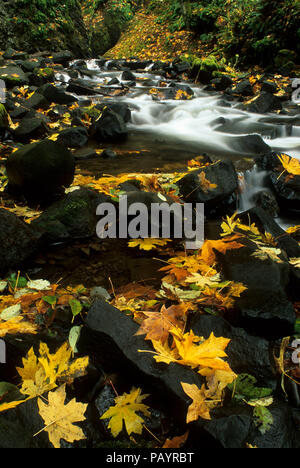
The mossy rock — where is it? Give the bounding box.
[274,49,297,69]
[0,104,9,129]
[188,55,226,83]
[0,66,29,88]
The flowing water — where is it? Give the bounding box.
[59,59,300,221]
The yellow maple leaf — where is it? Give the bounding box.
[100,388,150,438]
[37,385,87,448]
[278,154,300,177]
[17,342,89,397]
[128,238,171,250]
[181,382,211,422]
[171,328,233,373]
[200,235,244,266]
[0,316,37,338]
[198,171,217,193]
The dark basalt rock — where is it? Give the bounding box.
[0,208,40,275]
[177,160,238,218]
[56,126,89,148]
[79,299,205,421]
[39,83,78,105]
[6,139,75,202]
[91,107,127,143]
[188,314,276,388]
[31,187,110,243]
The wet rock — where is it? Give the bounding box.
[164,83,194,100]
[202,402,300,448]
[252,190,280,217]
[233,79,254,97]
[79,299,205,421]
[96,102,131,123]
[102,149,117,159]
[188,314,276,387]
[238,206,300,258]
[172,61,190,75]
[31,187,110,243]
[229,134,270,156]
[0,65,29,88]
[0,208,40,275]
[177,160,238,218]
[57,126,89,148]
[261,80,279,94]
[244,92,282,114]
[218,237,295,338]
[91,107,127,143]
[22,92,49,110]
[211,75,233,91]
[121,70,136,82]
[6,139,75,202]
[39,83,78,105]
[66,80,101,96]
[73,147,97,161]
[258,151,300,213]
[52,50,73,66]
[13,117,48,142]
[0,399,47,448]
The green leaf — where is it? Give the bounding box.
[7,273,27,290]
[295,318,300,335]
[69,326,82,354]
[69,299,83,318]
[43,295,57,307]
[228,373,273,401]
[253,406,273,435]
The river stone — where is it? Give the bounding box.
[13,117,48,142]
[91,107,127,142]
[0,208,39,275]
[238,207,300,258]
[6,139,75,202]
[0,65,29,88]
[39,83,78,105]
[244,91,282,114]
[56,126,89,148]
[202,402,300,448]
[177,160,238,218]
[31,187,110,243]
[258,151,300,212]
[79,299,205,421]
[188,314,276,388]
[217,238,295,338]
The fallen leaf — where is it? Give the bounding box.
[37,385,87,448]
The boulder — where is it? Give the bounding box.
[188,314,276,387]
[91,107,127,143]
[79,299,205,421]
[0,208,40,275]
[6,139,75,202]
[31,187,110,243]
[13,117,48,142]
[39,83,78,105]
[177,161,238,218]
[0,66,28,88]
[244,92,282,114]
[56,127,89,148]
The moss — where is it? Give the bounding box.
[0,104,9,129]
